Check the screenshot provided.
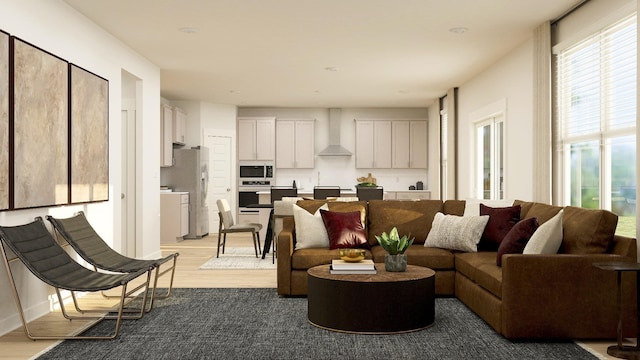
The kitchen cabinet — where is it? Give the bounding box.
[161,192,189,243]
[385,190,431,200]
[173,106,186,145]
[392,120,427,169]
[276,119,314,168]
[238,117,275,161]
[161,104,173,167]
[355,120,391,168]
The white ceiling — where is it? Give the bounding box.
[63,0,582,108]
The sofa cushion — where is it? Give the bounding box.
[424,213,489,252]
[523,210,563,254]
[296,200,367,227]
[292,204,329,249]
[320,210,369,249]
[367,200,443,246]
[455,252,502,298]
[443,200,465,216]
[479,204,521,251]
[561,206,617,254]
[518,201,562,224]
[496,217,539,266]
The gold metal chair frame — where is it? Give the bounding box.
[94,255,178,312]
[46,212,179,313]
[0,247,152,340]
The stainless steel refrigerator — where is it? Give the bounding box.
[161,147,209,239]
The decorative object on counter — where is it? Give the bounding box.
[409,185,416,190]
[375,227,414,272]
[356,172,377,187]
[416,181,424,190]
[292,180,297,189]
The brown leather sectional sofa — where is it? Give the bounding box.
[276,199,638,339]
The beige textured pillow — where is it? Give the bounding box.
[523,210,564,254]
[293,204,329,249]
[424,213,489,252]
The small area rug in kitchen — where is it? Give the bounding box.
[199,247,276,269]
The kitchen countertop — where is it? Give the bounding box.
[256,189,356,195]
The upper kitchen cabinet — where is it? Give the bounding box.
[392,120,427,169]
[161,103,173,167]
[172,106,186,145]
[238,117,275,161]
[276,119,314,168]
[355,120,391,168]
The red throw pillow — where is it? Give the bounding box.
[478,204,521,251]
[320,210,369,250]
[496,217,539,266]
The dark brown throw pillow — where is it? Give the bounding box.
[320,210,369,250]
[496,217,539,266]
[478,204,521,251]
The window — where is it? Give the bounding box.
[556,14,636,237]
[440,96,448,200]
[475,116,504,200]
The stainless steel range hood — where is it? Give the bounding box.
[317,108,352,156]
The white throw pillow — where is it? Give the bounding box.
[293,204,329,249]
[463,198,514,216]
[523,209,563,254]
[424,213,489,252]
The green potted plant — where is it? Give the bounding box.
[375,227,414,272]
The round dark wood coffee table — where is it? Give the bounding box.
[307,264,435,334]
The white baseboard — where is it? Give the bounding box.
[0,298,51,337]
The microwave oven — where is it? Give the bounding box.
[239,162,274,180]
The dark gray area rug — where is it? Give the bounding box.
[37,288,597,360]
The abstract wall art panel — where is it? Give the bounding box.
[12,37,68,209]
[70,64,109,203]
[0,31,8,210]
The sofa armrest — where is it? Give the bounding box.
[277,217,295,296]
[501,253,637,338]
[610,234,637,260]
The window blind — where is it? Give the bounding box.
[557,15,636,140]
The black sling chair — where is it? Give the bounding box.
[0,217,152,340]
[46,211,179,311]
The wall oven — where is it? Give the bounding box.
[238,161,273,215]
[238,188,261,214]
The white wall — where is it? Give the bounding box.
[0,0,161,335]
[456,38,535,201]
[236,107,430,191]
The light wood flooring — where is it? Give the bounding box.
[0,234,631,359]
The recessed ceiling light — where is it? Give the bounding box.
[449,27,468,34]
[178,27,199,34]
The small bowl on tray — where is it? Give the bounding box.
[339,248,366,262]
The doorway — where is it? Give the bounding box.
[121,70,140,257]
[203,129,233,233]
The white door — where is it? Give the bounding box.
[121,102,136,256]
[204,132,232,233]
